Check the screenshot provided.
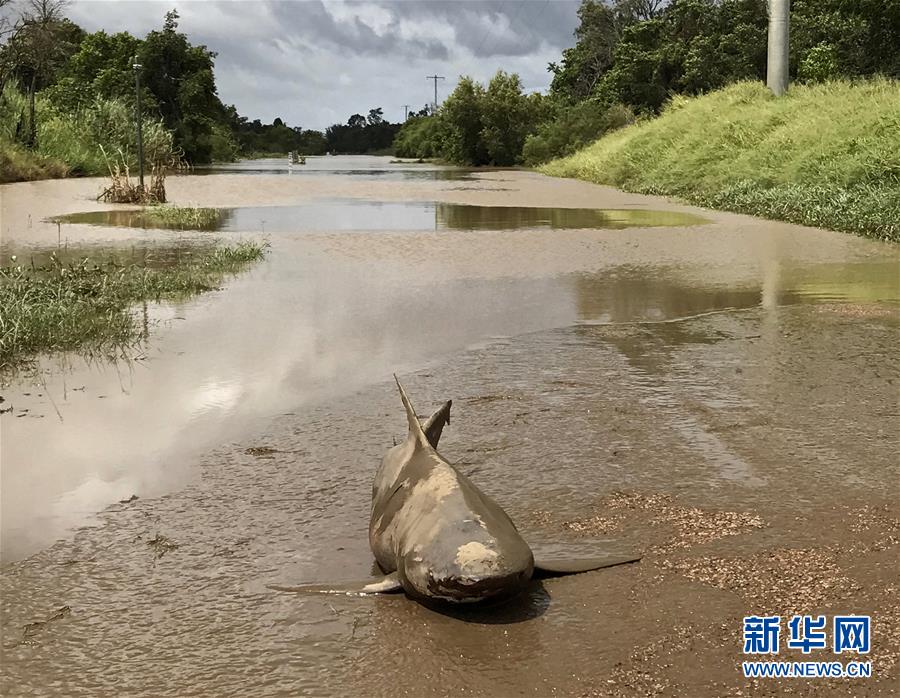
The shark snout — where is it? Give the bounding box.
[429,565,533,603]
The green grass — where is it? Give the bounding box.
[541,79,900,242]
[0,240,267,371]
[143,205,223,229]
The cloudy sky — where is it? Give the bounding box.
[63,0,582,130]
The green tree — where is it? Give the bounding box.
[593,0,767,113]
[41,30,145,113]
[366,108,384,126]
[797,43,840,83]
[392,115,446,159]
[522,101,634,165]
[791,0,900,79]
[480,71,543,166]
[439,77,487,165]
[0,0,84,146]
[549,0,620,103]
[323,109,401,154]
[137,10,229,163]
[555,0,897,116]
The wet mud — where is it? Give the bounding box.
[1,158,898,696]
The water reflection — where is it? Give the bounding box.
[573,261,900,324]
[437,204,708,231]
[54,201,709,233]
[573,271,762,324]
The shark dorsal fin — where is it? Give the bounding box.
[421,400,452,449]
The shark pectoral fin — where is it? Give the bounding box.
[531,554,641,579]
[361,572,403,593]
[267,572,403,596]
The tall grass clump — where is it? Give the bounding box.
[0,86,68,182]
[542,80,900,241]
[0,84,176,183]
[0,241,267,371]
[96,147,173,204]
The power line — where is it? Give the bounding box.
[474,0,528,58]
[473,0,507,57]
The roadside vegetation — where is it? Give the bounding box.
[391,0,900,239]
[393,0,898,174]
[0,3,405,180]
[542,80,900,241]
[0,240,267,371]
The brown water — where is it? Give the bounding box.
[192,154,480,180]
[1,158,898,696]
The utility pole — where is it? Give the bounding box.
[426,75,445,113]
[766,0,789,96]
[403,104,412,120]
[132,57,145,189]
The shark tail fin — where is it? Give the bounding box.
[394,375,428,447]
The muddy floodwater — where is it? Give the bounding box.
[1,156,898,696]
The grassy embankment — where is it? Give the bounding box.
[542,80,900,242]
[0,241,266,371]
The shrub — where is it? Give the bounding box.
[523,101,635,165]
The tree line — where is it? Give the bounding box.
[2,0,896,174]
[0,1,404,172]
[394,0,899,166]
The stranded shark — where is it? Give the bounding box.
[270,377,640,604]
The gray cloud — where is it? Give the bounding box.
[64,0,581,129]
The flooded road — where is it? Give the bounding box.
[1,157,898,696]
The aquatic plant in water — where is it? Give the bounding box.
[142,205,223,229]
[96,145,180,204]
[0,241,267,371]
